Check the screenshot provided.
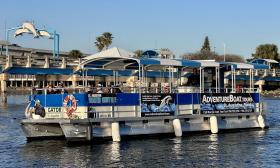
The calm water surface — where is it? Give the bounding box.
[0,94,279,168]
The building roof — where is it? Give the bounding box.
[81,47,272,71]
[260,59,279,63]
[84,47,135,61]
[251,58,279,64]
[195,60,220,67]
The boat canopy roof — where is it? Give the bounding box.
[251,58,279,64]
[81,47,220,71]
[81,47,269,71]
[221,62,269,70]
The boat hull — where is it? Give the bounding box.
[21,113,267,142]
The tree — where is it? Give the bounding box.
[181,52,245,63]
[134,50,143,58]
[252,44,279,60]
[94,32,114,52]
[201,36,211,52]
[181,51,217,60]
[68,50,83,59]
[95,36,105,52]
[216,54,245,63]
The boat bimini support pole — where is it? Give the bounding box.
[138,61,141,115]
[82,69,85,88]
[233,69,236,93]
[215,67,218,93]
[249,69,253,92]
[169,66,172,93]
[199,67,202,93]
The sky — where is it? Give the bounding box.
[0,0,280,58]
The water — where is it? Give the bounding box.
[0,94,279,168]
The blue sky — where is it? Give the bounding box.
[0,0,280,58]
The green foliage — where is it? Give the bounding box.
[182,50,216,60]
[181,51,245,63]
[253,44,279,60]
[201,36,211,52]
[94,32,114,52]
[68,50,83,59]
[220,54,245,62]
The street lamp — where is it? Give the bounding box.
[5,26,21,56]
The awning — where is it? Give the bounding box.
[181,60,201,68]
[226,75,261,81]
[220,62,268,70]
[86,69,133,77]
[263,77,280,82]
[3,67,73,75]
[195,60,220,67]
[82,48,139,70]
[250,63,269,69]
[140,58,161,65]
[251,58,279,64]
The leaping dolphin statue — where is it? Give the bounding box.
[22,22,39,38]
[14,28,30,37]
[38,30,52,39]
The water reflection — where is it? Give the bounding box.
[109,142,122,166]
[172,138,183,160]
[0,95,279,167]
[0,92,7,105]
[207,134,218,162]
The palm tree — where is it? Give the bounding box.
[94,32,113,52]
[68,50,83,59]
[102,32,113,49]
[95,36,105,52]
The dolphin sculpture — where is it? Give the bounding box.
[38,30,52,38]
[22,22,39,38]
[14,28,30,37]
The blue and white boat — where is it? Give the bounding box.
[21,47,268,142]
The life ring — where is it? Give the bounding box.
[63,95,77,118]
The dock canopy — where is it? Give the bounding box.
[220,62,269,70]
[81,47,204,71]
[81,47,138,70]
[250,63,269,69]
[195,60,219,67]
[80,47,270,73]
[250,58,279,69]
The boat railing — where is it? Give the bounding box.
[30,85,260,95]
